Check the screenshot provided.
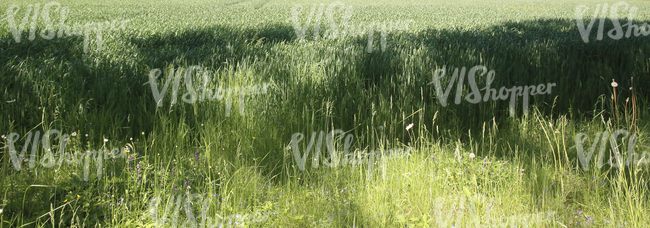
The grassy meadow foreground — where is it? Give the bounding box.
[1,0,649,227]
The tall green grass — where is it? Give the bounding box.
[0,0,649,227]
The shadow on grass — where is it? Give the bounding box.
[1,17,649,226]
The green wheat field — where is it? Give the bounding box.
[1,0,649,227]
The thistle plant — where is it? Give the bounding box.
[609,78,639,134]
[612,79,619,129]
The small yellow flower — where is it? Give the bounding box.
[253,137,256,139]
[64,199,68,203]
[77,195,80,198]
[125,149,129,153]
[451,176,454,179]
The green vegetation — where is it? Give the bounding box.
[0,0,649,227]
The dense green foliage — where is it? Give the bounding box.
[0,0,649,227]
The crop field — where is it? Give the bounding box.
[0,0,650,227]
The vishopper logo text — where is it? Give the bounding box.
[3,1,131,53]
[428,65,556,117]
[572,129,648,170]
[575,1,650,43]
[290,1,414,53]
[148,193,271,228]
[290,129,411,180]
[145,65,270,117]
[427,193,556,227]
[3,130,128,181]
